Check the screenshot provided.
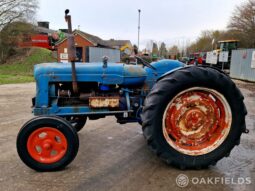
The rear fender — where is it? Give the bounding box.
[157,65,227,82]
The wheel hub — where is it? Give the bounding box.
[163,88,232,156]
[184,109,205,130]
[27,127,68,164]
[42,141,52,150]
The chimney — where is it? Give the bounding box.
[37,21,49,29]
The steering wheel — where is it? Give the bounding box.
[134,56,156,70]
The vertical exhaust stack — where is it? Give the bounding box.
[65,9,78,95]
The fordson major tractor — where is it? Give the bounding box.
[16,10,248,171]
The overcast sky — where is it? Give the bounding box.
[37,0,245,49]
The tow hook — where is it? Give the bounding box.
[244,129,249,134]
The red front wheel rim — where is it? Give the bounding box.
[163,87,232,156]
[27,127,68,164]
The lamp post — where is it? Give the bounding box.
[138,9,141,52]
[252,6,255,47]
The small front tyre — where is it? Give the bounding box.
[17,116,79,171]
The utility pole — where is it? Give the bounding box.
[138,9,141,52]
[253,6,255,47]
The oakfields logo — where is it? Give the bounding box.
[176,174,189,188]
[176,174,251,188]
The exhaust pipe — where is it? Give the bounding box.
[65,9,78,95]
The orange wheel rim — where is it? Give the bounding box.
[163,87,232,156]
[27,127,68,164]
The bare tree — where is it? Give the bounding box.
[145,40,153,53]
[0,0,38,63]
[152,42,158,57]
[0,0,38,28]
[186,29,243,54]
[159,42,167,58]
[169,45,180,59]
[228,0,255,47]
[133,44,138,55]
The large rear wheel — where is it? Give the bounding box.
[142,66,247,169]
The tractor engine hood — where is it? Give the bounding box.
[34,62,147,86]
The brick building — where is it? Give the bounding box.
[56,30,132,62]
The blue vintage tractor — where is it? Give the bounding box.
[16,10,248,171]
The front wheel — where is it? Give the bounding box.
[142,66,247,169]
[17,116,79,171]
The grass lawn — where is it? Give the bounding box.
[0,48,57,84]
[0,74,34,84]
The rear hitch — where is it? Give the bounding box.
[244,129,249,134]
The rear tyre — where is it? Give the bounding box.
[17,116,79,171]
[141,66,247,169]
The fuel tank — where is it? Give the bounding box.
[34,62,147,86]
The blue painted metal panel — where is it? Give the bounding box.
[151,59,184,77]
[34,62,147,107]
[144,59,184,89]
[34,106,133,116]
[34,62,146,85]
[33,59,184,115]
